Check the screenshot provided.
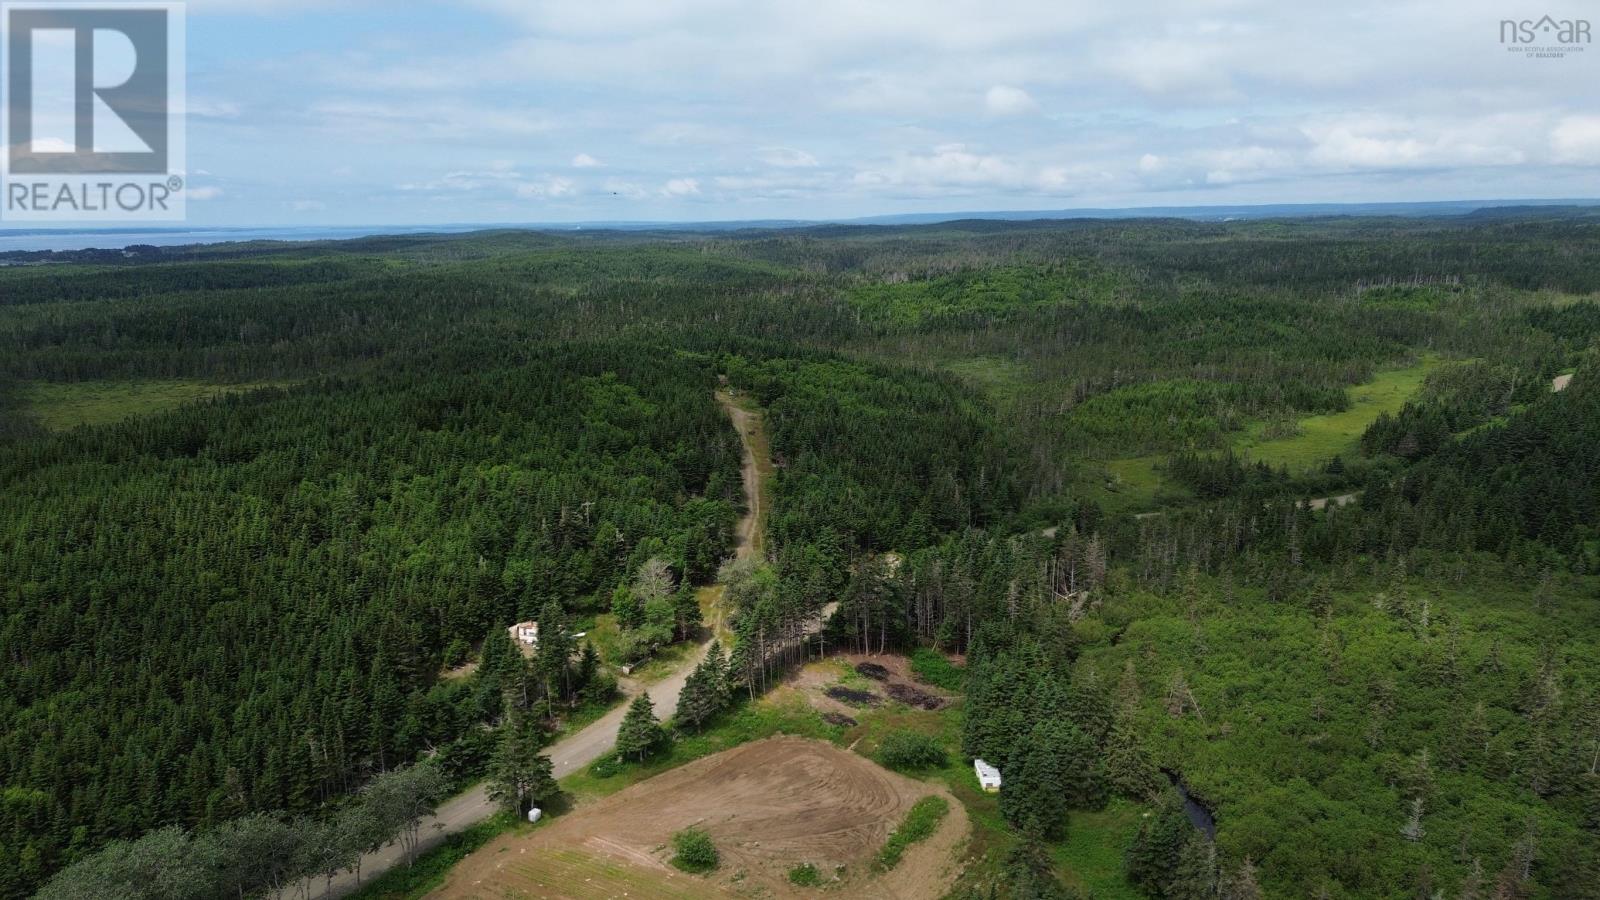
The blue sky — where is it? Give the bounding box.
[48,0,1600,223]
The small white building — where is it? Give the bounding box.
[974,758,1002,792]
[508,620,539,656]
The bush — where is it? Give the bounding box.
[876,730,949,772]
[788,863,822,886]
[909,648,964,691]
[587,753,624,779]
[876,796,949,870]
[670,826,718,873]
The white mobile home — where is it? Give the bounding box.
[974,758,1002,792]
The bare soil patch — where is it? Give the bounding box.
[826,685,882,707]
[430,736,967,899]
[855,661,891,681]
[885,682,946,710]
[793,655,956,722]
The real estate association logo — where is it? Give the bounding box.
[1499,14,1590,59]
[1,1,186,221]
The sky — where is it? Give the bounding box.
[16,0,1600,225]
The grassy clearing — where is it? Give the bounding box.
[23,378,288,431]
[941,355,1036,407]
[1081,357,1441,514]
[1232,356,1441,471]
[876,795,950,870]
[909,647,965,691]
[1050,800,1146,900]
[1096,455,1191,514]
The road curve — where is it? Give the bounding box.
[287,389,767,900]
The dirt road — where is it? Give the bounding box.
[288,390,769,900]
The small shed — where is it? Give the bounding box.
[974,758,1002,792]
[508,621,539,657]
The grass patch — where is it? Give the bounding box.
[942,355,1036,408]
[876,795,949,870]
[344,811,518,900]
[1232,356,1440,471]
[1095,455,1191,514]
[1049,799,1147,900]
[909,647,965,690]
[23,378,287,431]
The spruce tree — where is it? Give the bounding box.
[486,707,557,816]
[673,585,703,642]
[675,665,712,732]
[575,642,601,695]
[1105,709,1163,800]
[1126,793,1194,895]
[616,694,663,762]
[536,601,574,715]
[1000,719,1100,839]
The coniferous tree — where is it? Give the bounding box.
[1105,709,1163,800]
[1127,794,1196,896]
[536,601,575,716]
[486,707,557,817]
[1000,719,1098,839]
[672,585,703,642]
[616,694,663,762]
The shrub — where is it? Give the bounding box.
[788,863,822,886]
[587,753,624,779]
[909,648,964,691]
[670,826,718,873]
[876,730,949,772]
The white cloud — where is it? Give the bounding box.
[638,122,737,146]
[603,179,651,200]
[854,143,1074,194]
[311,100,556,141]
[662,178,701,197]
[129,0,1600,221]
[759,147,819,168]
[188,186,225,201]
[984,85,1038,116]
[1552,116,1600,164]
[516,177,576,199]
[1302,115,1531,171]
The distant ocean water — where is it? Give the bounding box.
[0,225,493,253]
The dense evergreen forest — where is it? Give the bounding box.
[2,213,1599,898]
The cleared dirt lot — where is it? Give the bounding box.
[430,736,967,899]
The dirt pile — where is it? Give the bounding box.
[431,736,967,899]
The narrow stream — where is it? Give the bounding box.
[1162,769,1218,841]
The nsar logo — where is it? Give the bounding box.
[1499,14,1590,60]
